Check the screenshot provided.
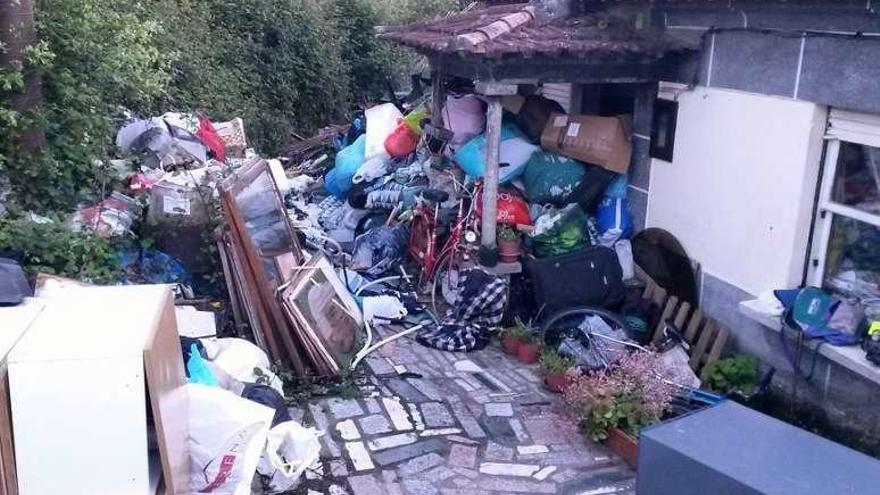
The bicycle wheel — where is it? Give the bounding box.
[431,249,462,316]
[541,307,633,370]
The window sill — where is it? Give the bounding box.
[739,299,880,386]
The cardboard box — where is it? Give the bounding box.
[540,113,632,173]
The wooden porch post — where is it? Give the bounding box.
[481,96,502,249]
[475,81,517,250]
[430,68,445,168]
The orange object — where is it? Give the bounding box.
[384,120,419,158]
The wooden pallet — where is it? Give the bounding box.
[636,266,730,379]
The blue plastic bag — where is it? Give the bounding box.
[187,343,219,386]
[454,124,537,183]
[604,174,629,199]
[596,197,633,246]
[325,134,366,199]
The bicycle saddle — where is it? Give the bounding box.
[420,189,449,203]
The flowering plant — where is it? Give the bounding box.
[563,351,677,441]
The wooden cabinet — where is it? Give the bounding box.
[7,286,188,495]
[0,301,45,495]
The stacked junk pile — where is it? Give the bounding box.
[0,81,678,495]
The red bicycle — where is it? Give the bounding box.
[407,174,482,310]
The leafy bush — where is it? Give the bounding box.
[704,355,759,396]
[0,218,119,282]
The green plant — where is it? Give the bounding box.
[504,319,533,342]
[0,217,120,282]
[540,349,574,374]
[497,225,519,242]
[704,355,759,396]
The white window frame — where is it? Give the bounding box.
[808,109,880,287]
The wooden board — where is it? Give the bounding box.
[0,303,44,495]
[144,289,189,495]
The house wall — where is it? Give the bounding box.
[646,86,826,296]
[628,9,880,446]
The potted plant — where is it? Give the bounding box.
[500,322,531,356]
[540,349,575,393]
[497,225,521,263]
[563,351,677,467]
[516,334,540,364]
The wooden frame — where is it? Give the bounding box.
[279,254,363,376]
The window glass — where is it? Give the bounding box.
[832,141,880,215]
[823,215,880,319]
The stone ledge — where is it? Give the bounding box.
[739,299,880,386]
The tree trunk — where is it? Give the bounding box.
[1,0,44,151]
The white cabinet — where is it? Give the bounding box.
[8,286,188,495]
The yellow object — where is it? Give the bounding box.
[868,321,880,337]
[403,106,428,134]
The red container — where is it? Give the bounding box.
[605,427,638,468]
[501,335,522,356]
[498,238,521,263]
[543,372,570,393]
[384,121,419,158]
[517,342,540,364]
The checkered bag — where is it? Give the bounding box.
[417,267,508,352]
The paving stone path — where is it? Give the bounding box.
[288,330,636,495]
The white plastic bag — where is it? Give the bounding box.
[257,421,323,493]
[201,338,285,395]
[614,239,635,281]
[364,103,402,160]
[188,383,275,495]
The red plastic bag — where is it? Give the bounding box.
[477,187,532,226]
[197,115,227,162]
[384,120,419,158]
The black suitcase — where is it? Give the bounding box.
[525,246,625,317]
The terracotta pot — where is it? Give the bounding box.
[501,335,522,355]
[543,372,570,393]
[497,238,521,263]
[605,427,638,468]
[517,342,540,364]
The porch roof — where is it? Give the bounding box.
[377,2,694,62]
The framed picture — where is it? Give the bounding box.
[280,255,362,373]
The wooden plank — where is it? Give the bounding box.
[0,363,18,495]
[216,234,245,332]
[652,296,679,344]
[684,309,704,344]
[673,302,691,330]
[700,326,731,380]
[652,286,668,307]
[143,289,189,495]
[222,194,282,363]
[689,319,718,371]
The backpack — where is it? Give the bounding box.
[776,287,866,346]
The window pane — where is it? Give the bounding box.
[824,215,880,319]
[832,141,880,215]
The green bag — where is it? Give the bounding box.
[532,205,589,257]
[522,150,586,205]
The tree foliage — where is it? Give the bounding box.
[0,0,455,213]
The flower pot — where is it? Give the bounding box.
[501,335,522,355]
[497,238,521,263]
[517,342,540,364]
[605,426,638,468]
[543,372,570,393]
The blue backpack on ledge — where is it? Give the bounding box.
[775,287,866,346]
